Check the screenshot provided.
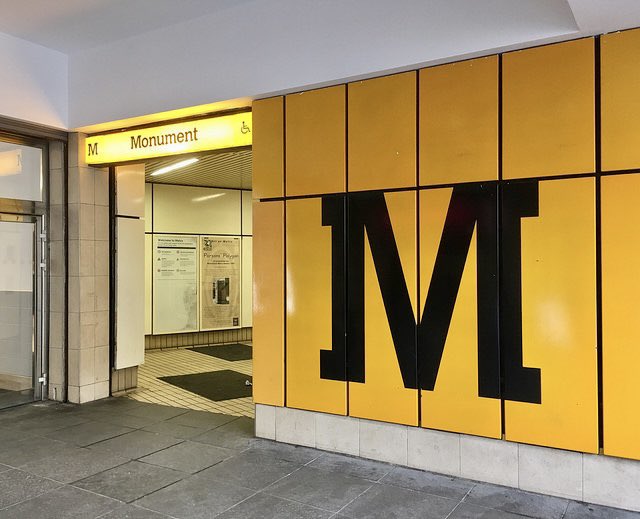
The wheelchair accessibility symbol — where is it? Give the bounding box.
[241,121,251,134]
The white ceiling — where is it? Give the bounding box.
[1,0,640,56]
[0,0,256,53]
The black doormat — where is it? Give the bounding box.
[159,370,252,401]
[190,343,252,361]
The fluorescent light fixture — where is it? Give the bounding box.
[150,157,198,176]
[192,193,225,202]
[0,149,22,177]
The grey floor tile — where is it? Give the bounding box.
[464,483,569,519]
[139,441,233,474]
[0,469,61,508]
[192,417,255,451]
[0,426,35,445]
[341,483,458,519]
[134,474,255,519]
[216,492,333,519]
[0,436,76,466]
[89,430,182,459]
[83,398,143,412]
[381,466,474,500]
[4,412,90,435]
[88,410,162,429]
[99,504,170,518]
[309,452,392,482]
[74,460,187,503]
[142,420,208,440]
[123,403,189,421]
[45,420,134,447]
[448,503,528,519]
[564,501,640,519]
[266,466,373,512]
[165,409,238,429]
[249,439,323,464]
[198,450,301,490]
[0,484,120,518]
[18,445,129,483]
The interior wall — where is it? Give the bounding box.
[0,31,67,128]
[144,183,252,341]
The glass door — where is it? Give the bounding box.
[0,214,45,408]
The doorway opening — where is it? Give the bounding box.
[115,148,253,418]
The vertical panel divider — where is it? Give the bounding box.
[345,84,350,417]
[498,53,506,440]
[283,96,288,408]
[595,35,604,453]
[416,71,422,427]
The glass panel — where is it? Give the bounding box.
[0,141,43,202]
[0,221,35,408]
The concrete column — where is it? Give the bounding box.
[48,140,66,401]
[66,133,110,403]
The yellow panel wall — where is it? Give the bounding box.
[602,173,640,460]
[419,188,501,438]
[286,86,346,196]
[252,201,284,405]
[601,29,640,171]
[348,72,416,191]
[349,190,418,425]
[504,177,597,453]
[419,56,498,185]
[286,197,347,414]
[502,39,595,179]
[252,97,284,199]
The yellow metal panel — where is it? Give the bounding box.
[252,201,284,405]
[252,97,283,199]
[602,173,640,460]
[348,72,416,191]
[349,191,418,425]
[286,86,346,196]
[286,198,347,414]
[502,39,595,179]
[504,177,597,453]
[419,57,498,185]
[419,189,501,438]
[601,29,640,171]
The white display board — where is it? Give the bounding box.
[199,236,241,330]
[116,217,145,369]
[152,235,198,334]
[144,234,152,335]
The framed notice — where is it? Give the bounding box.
[200,236,241,330]
[152,235,198,334]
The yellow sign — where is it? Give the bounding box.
[85,112,252,164]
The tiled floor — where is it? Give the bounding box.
[0,399,638,518]
[124,344,253,417]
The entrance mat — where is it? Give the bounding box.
[159,370,252,401]
[190,343,252,361]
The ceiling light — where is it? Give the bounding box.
[192,193,225,202]
[150,157,198,176]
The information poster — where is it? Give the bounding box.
[200,236,241,330]
[153,235,198,334]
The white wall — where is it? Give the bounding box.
[0,31,67,128]
[68,0,579,129]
